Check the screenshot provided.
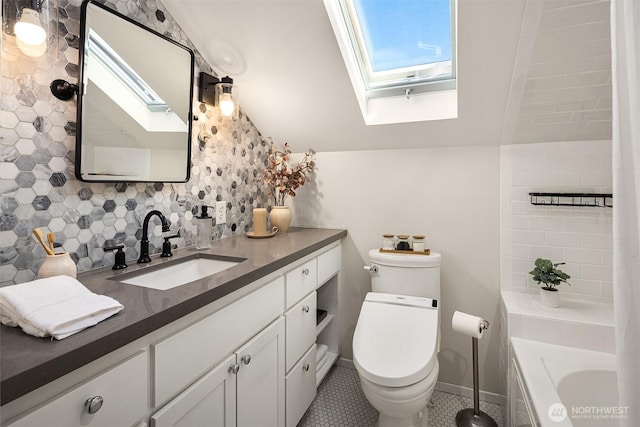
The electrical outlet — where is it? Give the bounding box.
[215,201,226,225]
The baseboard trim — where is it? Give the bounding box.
[435,382,507,406]
[335,359,506,407]
[335,357,355,369]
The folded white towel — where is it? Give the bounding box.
[316,344,329,364]
[316,353,328,373]
[0,275,123,340]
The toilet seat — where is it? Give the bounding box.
[353,292,439,388]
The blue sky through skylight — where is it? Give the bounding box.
[352,0,452,73]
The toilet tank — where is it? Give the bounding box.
[367,249,442,302]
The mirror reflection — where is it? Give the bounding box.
[76,0,194,182]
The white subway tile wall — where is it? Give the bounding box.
[500,140,612,302]
[500,291,615,354]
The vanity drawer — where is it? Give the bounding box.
[317,244,341,286]
[285,259,317,308]
[7,351,148,427]
[285,344,317,427]
[285,291,317,372]
[153,276,284,406]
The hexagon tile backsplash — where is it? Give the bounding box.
[0,0,271,286]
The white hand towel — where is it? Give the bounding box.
[316,353,328,373]
[316,344,329,364]
[0,275,123,340]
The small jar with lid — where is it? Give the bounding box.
[382,234,395,250]
[396,235,411,251]
[412,235,426,252]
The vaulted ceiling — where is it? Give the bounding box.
[162,0,611,153]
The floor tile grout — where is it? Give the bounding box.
[298,365,505,427]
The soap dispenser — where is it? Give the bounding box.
[195,205,213,249]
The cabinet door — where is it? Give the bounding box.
[237,317,285,427]
[317,244,341,286]
[154,276,284,406]
[7,351,148,427]
[285,344,317,427]
[285,291,317,372]
[151,354,236,427]
[285,259,317,308]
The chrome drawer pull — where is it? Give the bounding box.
[303,363,310,372]
[302,268,310,276]
[85,396,104,414]
[229,363,240,374]
[241,354,252,365]
[302,305,310,313]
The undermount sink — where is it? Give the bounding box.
[117,255,245,290]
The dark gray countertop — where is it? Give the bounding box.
[0,227,346,405]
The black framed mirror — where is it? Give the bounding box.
[75,0,194,182]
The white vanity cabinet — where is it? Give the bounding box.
[283,242,341,427]
[6,351,149,427]
[152,277,285,407]
[2,238,343,427]
[151,318,285,427]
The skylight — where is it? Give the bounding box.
[346,0,454,91]
[324,0,458,125]
[87,29,170,113]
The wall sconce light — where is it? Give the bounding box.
[2,0,57,58]
[198,72,239,119]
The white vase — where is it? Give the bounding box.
[539,288,559,308]
[38,252,77,279]
[270,206,291,233]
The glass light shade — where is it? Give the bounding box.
[14,8,46,46]
[16,38,47,57]
[218,92,235,117]
[214,82,239,119]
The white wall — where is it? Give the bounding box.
[291,146,503,394]
[500,140,613,301]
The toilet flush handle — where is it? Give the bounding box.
[363,265,378,273]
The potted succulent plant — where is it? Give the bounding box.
[529,258,571,308]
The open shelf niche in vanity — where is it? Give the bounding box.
[315,264,339,385]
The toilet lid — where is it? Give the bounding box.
[353,293,439,387]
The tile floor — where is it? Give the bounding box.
[299,365,505,427]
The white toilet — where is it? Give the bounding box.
[353,249,442,427]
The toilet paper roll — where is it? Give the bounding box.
[452,311,487,339]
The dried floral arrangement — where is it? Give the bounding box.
[261,138,316,206]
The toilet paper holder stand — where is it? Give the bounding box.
[455,319,498,427]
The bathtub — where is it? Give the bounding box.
[510,337,625,427]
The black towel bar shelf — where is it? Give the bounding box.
[529,192,613,208]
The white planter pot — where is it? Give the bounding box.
[539,288,559,308]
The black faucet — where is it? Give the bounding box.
[138,210,170,263]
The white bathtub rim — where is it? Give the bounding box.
[511,337,618,427]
